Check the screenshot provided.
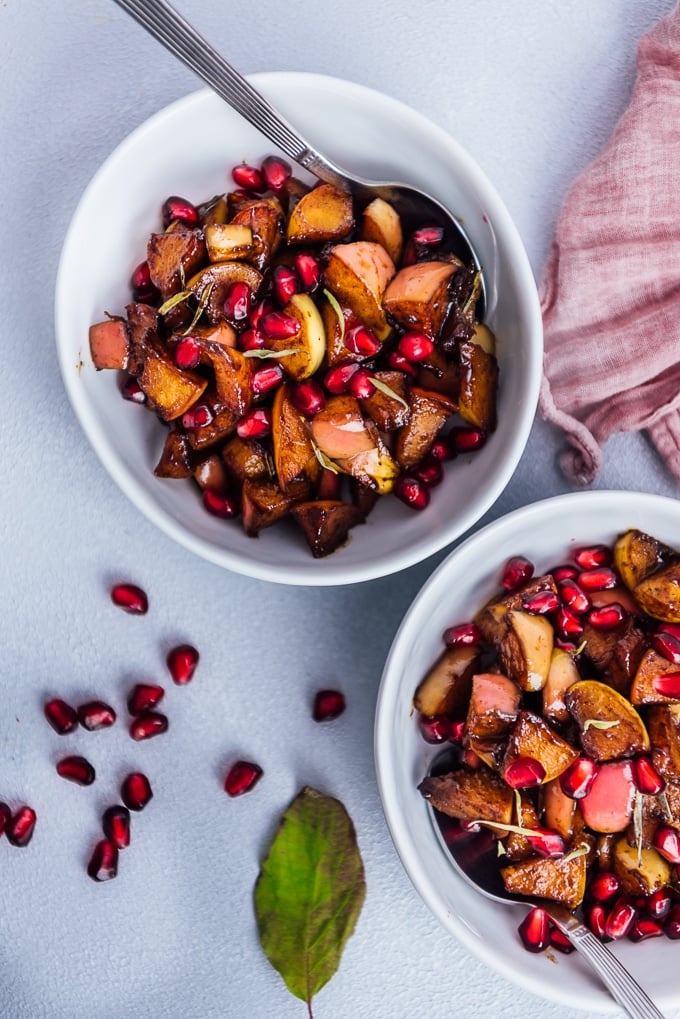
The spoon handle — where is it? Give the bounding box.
[112,0,346,187]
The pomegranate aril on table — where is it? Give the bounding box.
[44,698,79,735]
[224,760,263,797]
[129,711,168,741]
[102,806,131,850]
[56,755,96,786]
[0,802,10,838]
[167,643,199,685]
[121,772,153,811]
[7,806,36,847]
[127,683,165,715]
[111,583,148,615]
[88,839,118,882]
[78,701,116,731]
[312,689,346,722]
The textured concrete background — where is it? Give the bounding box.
[1,1,678,1016]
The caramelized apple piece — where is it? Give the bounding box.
[634,559,680,623]
[542,648,581,725]
[457,336,498,433]
[267,294,326,380]
[321,298,363,368]
[231,199,284,271]
[565,679,650,760]
[580,760,635,832]
[310,395,374,461]
[125,301,160,376]
[153,428,195,479]
[146,228,206,297]
[418,767,514,826]
[272,384,319,490]
[394,387,455,468]
[291,499,363,558]
[417,348,460,400]
[350,478,379,520]
[413,647,480,718]
[360,370,410,431]
[199,343,252,418]
[614,528,675,592]
[187,262,263,324]
[499,610,554,692]
[89,317,130,371]
[323,241,395,338]
[648,705,680,780]
[501,852,587,910]
[360,197,403,265]
[612,836,671,895]
[137,348,207,422]
[241,478,309,537]
[541,780,580,841]
[383,260,460,338]
[630,647,680,705]
[286,183,354,244]
[221,435,269,487]
[464,672,520,741]
[501,710,578,784]
[193,454,229,492]
[186,406,238,452]
[475,575,560,646]
[204,223,254,262]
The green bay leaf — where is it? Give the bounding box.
[254,786,366,1013]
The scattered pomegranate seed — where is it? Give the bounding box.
[398,332,435,363]
[260,311,300,339]
[231,163,265,191]
[87,839,118,882]
[521,591,560,615]
[78,701,116,731]
[7,806,36,847]
[578,567,618,592]
[549,926,575,954]
[203,489,239,518]
[294,252,320,292]
[652,631,680,665]
[323,362,359,394]
[182,403,214,430]
[503,756,546,789]
[559,756,598,799]
[555,605,584,639]
[449,426,487,453]
[647,888,671,920]
[239,327,267,352]
[111,583,148,615]
[121,377,146,404]
[312,689,346,722]
[345,325,380,357]
[653,825,680,863]
[573,545,611,570]
[249,298,276,329]
[587,903,608,939]
[429,437,454,462]
[174,336,202,370]
[605,897,637,939]
[590,872,621,903]
[385,350,418,376]
[525,827,566,858]
[629,916,664,942]
[517,907,550,953]
[127,684,165,716]
[261,155,292,191]
[44,698,79,735]
[0,802,10,838]
[349,369,376,400]
[449,720,466,743]
[166,644,199,685]
[121,772,153,811]
[394,475,430,511]
[224,760,263,797]
[291,380,326,417]
[652,672,680,698]
[129,712,168,742]
[102,806,131,850]
[161,195,199,227]
[557,578,591,615]
[272,265,300,306]
[56,755,96,786]
[236,407,271,440]
[411,457,443,488]
[501,556,534,592]
[251,363,284,397]
[443,622,482,648]
[551,563,579,583]
[418,714,451,743]
[632,755,665,795]
[224,281,252,323]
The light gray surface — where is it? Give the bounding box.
[1,1,679,1017]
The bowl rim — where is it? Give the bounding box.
[55,71,543,586]
[374,489,680,1011]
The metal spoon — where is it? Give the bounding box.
[426,796,666,1019]
[111,0,482,280]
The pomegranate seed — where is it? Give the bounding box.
[385,350,418,376]
[555,605,584,639]
[659,623,680,641]
[590,872,621,903]
[652,672,680,698]
[111,583,148,615]
[203,489,238,518]
[130,260,152,292]
[501,556,534,592]
[129,712,168,741]
[653,825,680,863]
[231,163,265,191]
[521,591,560,614]
[418,714,451,743]
[312,689,346,722]
[323,362,359,394]
[249,298,276,329]
[449,426,487,453]
[503,756,546,789]
[251,363,284,397]
[398,332,435,362]
[557,578,591,615]
[239,327,267,352]
[574,544,611,570]
[44,698,79,735]
[525,828,566,858]
[349,369,376,400]
[294,252,320,292]
[411,224,444,248]
[162,195,199,227]
[0,802,10,839]
[652,631,680,665]
[345,325,380,357]
[166,644,199,685]
[77,701,116,731]
[518,907,550,953]
[549,927,575,954]
[182,403,214,430]
[102,806,130,850]
[121,377,146,404]
[443,622,482,648]
[578,567,618,591]
[291,380,326,417]
[394,475,430,511]
[272,265,300,306]
[632,755,665,795]
[7,806,36,847]
[559,757,599,799]
[174,336,202,370]
[555,638,580,654]
[460,819,482,833]
[261,311,300,339]
[87,839,118,882]
[449,720,466,743]
[224,760,263,797]
[261,155,292,191]
[127,684,165,716]
[605,897,638,939]
[647,888,672,920]
[56,755,96,786]
[224,281,252,323]
[121,772,152,811]
[629,916,664,942]
[552,563,579,582]
[429,437,454,462]
[236,407,271,440]
[317,469,341,500]
[588,603,626,631]
[588,903,608,939]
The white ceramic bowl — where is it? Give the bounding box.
[375,490,680,1012]
[55,72,542,585]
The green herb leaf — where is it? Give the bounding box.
[562,841,590,864]
[158,289,191,315]
[569,640,587,658]
[323,288,345,343]
[496,840,507,857]
[254,787,366,1016]
[368,376,409,410]
[242,348,297,360]
[659,790,673,821]
[180,281,214,336]
[583,718,620,732]
[513,789,522,827]
[312,442,343,475]
[467,819,544,838]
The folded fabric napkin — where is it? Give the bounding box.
[540,1,680,485]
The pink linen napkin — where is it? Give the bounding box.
[539,1,680,485]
